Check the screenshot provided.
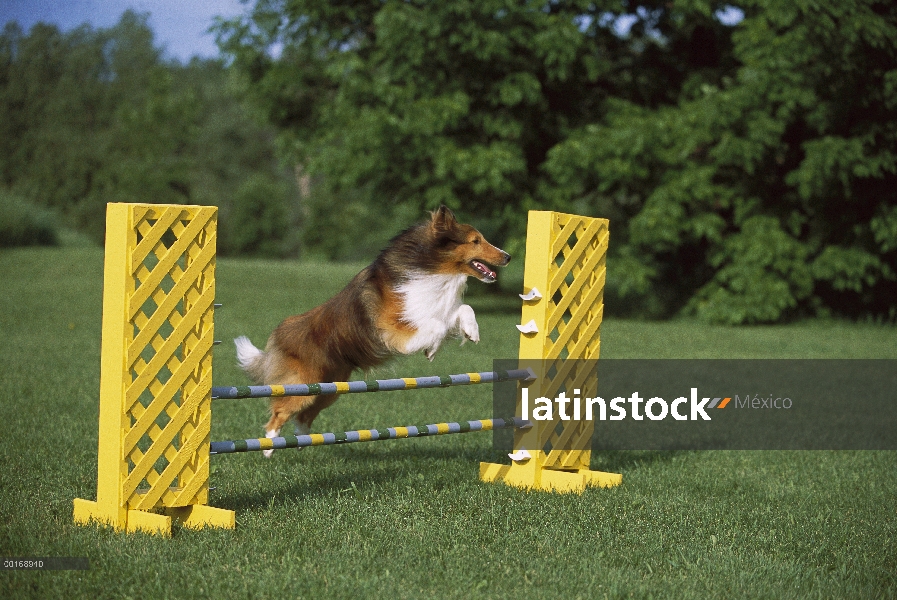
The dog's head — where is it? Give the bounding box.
[428,206,510,283]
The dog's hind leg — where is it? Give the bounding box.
[293,393,340,436]
[292,363,352,432]
[263,396,312,458]
[262,366,351,458]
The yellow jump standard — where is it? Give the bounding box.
[479,210,622,492]
[73,203,233,535]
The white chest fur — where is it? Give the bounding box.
[393,273,472,356]
[398,273,467,326]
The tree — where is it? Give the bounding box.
[0,13,195,239]
[545,0,897,322]
[0,12,301,255]
[173,58,303,257]
[218,0,897,321]
[215,0,737,255]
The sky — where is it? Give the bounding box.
[0,0,249,62]
[1,1,744,63]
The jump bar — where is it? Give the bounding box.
[209,417,532,455]
[211,368,536,400]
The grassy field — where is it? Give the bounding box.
[1,246,895,599]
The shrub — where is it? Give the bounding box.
[0,190,59,248]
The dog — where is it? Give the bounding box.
[234,205,510,457]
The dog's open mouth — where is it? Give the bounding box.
[471,260,498,283]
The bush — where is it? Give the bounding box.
[0,190,59,248]
[300,188,422,262]
[222,174,302,258]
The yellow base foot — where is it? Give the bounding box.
[73,498,128,531]
[74,498,234,535]
[165,504,235,530]
[479,462,621,493]
[126,509,172,536]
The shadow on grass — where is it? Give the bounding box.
[212,444,689,512]
[213,444,501,511]
[593,449,688,472]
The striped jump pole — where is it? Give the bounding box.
[210,417,532,455]
[211,368,535,400]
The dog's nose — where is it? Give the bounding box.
[500,250,511,265]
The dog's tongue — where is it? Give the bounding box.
[472,260,497,281]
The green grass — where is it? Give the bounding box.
[1,247,895,599]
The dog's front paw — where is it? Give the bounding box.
[461,328,479,344]
[458,304,480,344]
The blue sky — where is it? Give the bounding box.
[0,0,249,62]
[1,1,744,62]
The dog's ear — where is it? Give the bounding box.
[430,205,458,231]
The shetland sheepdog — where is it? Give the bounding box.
[234,206,510,456]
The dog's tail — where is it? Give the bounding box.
[234,336,267,382]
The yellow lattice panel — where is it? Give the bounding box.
[481,211,621,493]
[74,203,233,535]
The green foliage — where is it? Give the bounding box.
[688,216,813,324]
[4,2,896,320]
[217,0,897,321]
[0,13,300,257]
[226,173,301,257]
[543,0,897,322]
[0,189,58,247]
[170,58,303,257]
[214,0,727,249]
[301,188,422,261]
[870,205,897,253]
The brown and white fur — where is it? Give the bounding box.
[234,206,510,457]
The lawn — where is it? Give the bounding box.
[1,247,895,599]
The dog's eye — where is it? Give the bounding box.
[472,238,480,245]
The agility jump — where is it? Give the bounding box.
[73,203,620,536]
[209,368,535,455]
